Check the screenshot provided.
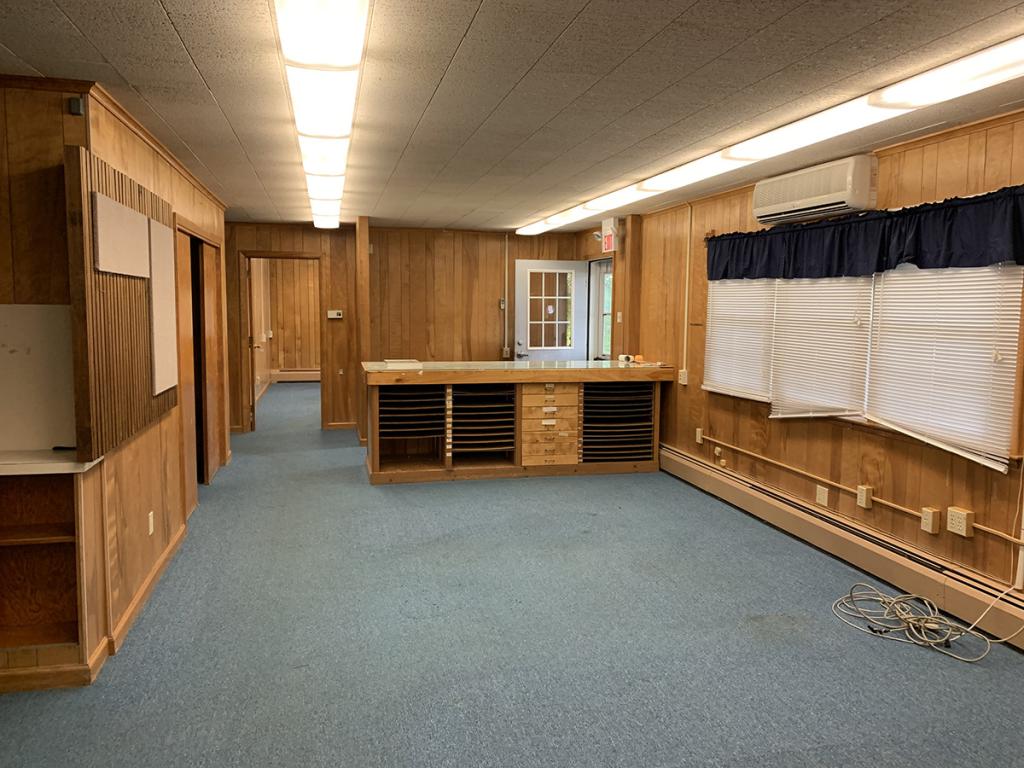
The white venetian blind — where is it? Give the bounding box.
[703,278,774,401]
[866,262,1024,472]
[770,276,874,418]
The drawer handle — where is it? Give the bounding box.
[544,395,555,402]
[542,406,558,413]
[544,446,555,453]
[541,419,556,426]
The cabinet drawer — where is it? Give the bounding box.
[521,383,579,395]
[520,417,578,432]
[522,441,578,457]
[521,393,578,407]
[522,405,578,420]
[522,430,574,444]
[522,453,578,467]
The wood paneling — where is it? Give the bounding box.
[268,257,320,372]
[641,109,1024,586]
[64,147,178,461]
[200,242,225,480]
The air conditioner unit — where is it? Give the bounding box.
[753,155,876,226]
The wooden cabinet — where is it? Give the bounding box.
[363,362,672,484]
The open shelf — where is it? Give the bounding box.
[451,384,516,460]
[377,385,446,439]
[581,382,655,462]
[0,523,76,547]
[0,621,78,649]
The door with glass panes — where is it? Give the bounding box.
[514,260,589,361]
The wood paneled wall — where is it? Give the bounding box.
[0,85,87,305]
[268,257,320,373]
[640,109,1024,586]
[368,228,579,361]
[64,147,178,460]
[225,223,358,432]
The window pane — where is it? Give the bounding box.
[543,323,555,347]
[556,272,570,297]
[529,323,543,348]
[543,272,556,296]
[704,279,774,401]
[603,273,613,313]
[529,271,543,295]
[556,298,569,321]
[529,298,543,322]
[555,322,569,347]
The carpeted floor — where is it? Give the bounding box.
[2,382,1023,767]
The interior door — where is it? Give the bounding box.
[514,260,590,361]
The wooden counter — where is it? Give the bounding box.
[362,361,675,484]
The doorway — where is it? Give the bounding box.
[243,254,322,431]
[514,259,590,361]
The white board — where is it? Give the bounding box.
[0,305,77,451]
[93,192,150,277]
[149,219,178,395]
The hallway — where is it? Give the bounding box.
[2,383,1023,768]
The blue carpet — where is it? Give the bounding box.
[2,382,1023,767]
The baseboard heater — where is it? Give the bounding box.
[659,445,1024,640]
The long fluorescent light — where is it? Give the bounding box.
[516,33,1024,235]
[306,173,345,199]
[274,0,369,229]
[275,0,369,68]
[286,66,359,138]
[298,135,350,175]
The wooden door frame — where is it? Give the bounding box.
[176,217,228,486]
[237,250,321,434]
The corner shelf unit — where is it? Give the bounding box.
[581,382,656,463]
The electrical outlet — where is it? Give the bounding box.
[946,506,975,537]
[920,506,942,534]
[148,510,154,536]
[856,485,873,509]
[678,369,688,386]
[501,346,511,359]
[714,446,722,457]
[815,485,829,506]
[695,427,703,444]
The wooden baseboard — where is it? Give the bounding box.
[108,523,188,655]
[271,369,320,383]
[370,459,659,485]
[323,421,356,430]
[660,447,1024,650]
[0,661,92,694]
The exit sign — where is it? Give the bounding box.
[601,217,618,253]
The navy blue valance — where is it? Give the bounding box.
[707,184,1024,281]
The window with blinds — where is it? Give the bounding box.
[865,262,1024,472]
[770,276,873,418]
[703,279,774,401]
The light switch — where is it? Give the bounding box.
[326,309,343,319]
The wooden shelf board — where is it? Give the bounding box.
[0,621,78,649]
[0,524,76,547]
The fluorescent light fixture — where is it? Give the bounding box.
[876,35,1024,108]
[642,152,752,192]
[515,33,1024,235]
[306,173,345,199]
[583,185,658,212]
[727,97,908,161]
[310,198,342,217]
[275,0,369,68]
[313,214,340,229]
[298,135,350,175]
[286,66,359,137]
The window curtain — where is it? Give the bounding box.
[707,184,1024,281]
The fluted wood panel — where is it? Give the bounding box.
[65,147,177,461]
[641,108,1024,586]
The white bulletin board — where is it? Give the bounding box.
[148,219,178,395]
[93,191,151,277]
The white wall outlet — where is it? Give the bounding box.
[678,369,688,386]
[695,427,703,444]
[713,446,722,457]
[946,506,975,537]
[920,506,942,534]
[616,311,623,323]
[326,309,343,319]
[815,485,829,506]
[856,485,873,509]
[148,510,154,536]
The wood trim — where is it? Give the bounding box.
[87,85,227,212]
[176,216,223,249]
[660,448,1024,649]
[369,459,659,485]
[239,249,320,260]
[323,421,357,430]
[107,523,186,654]
[0,74,94,94]
[0,661,92,694]
[364,366,675,386]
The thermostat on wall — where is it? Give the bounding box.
[326,309,343,319]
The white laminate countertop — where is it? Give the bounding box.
[0,450,102,476]
[362,360,669,372]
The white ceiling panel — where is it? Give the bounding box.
[0,1,1021,229]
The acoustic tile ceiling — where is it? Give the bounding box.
[1,1,1024,229]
